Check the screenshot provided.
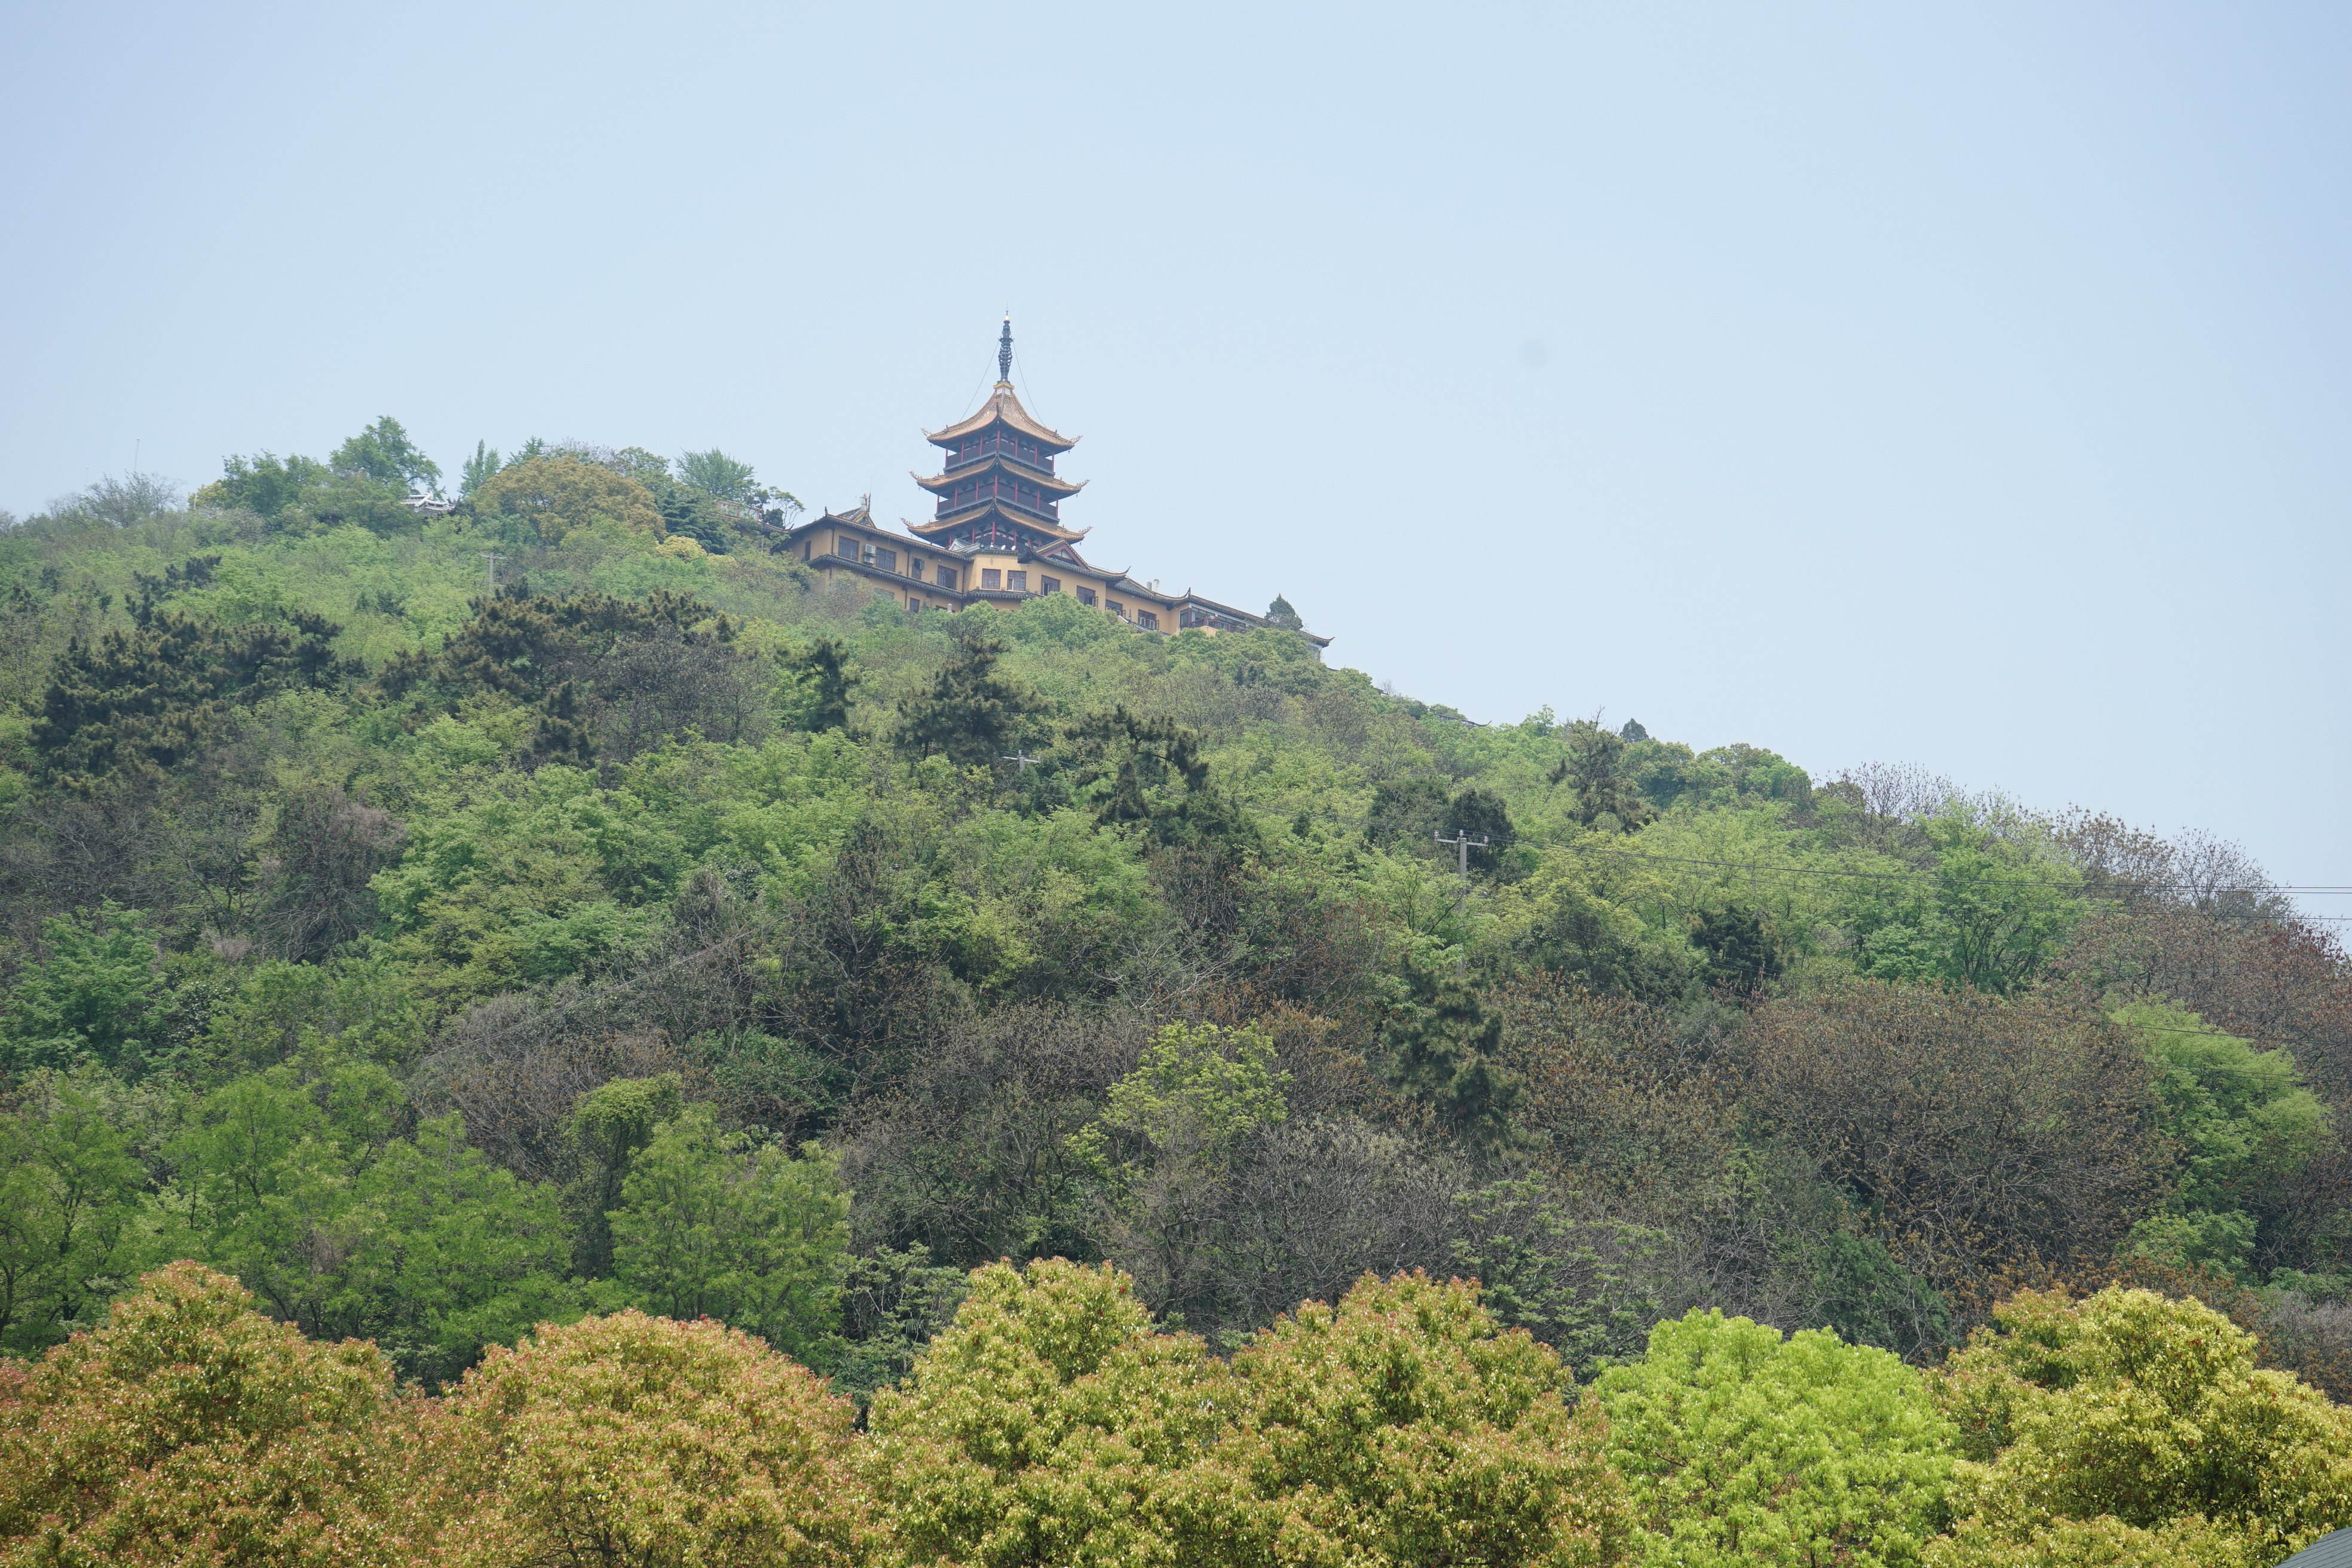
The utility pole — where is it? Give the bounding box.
[480,550,503,592]
[1434,828,1490,878]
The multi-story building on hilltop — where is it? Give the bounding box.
[783,320,1328,648]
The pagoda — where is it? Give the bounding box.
[908,318,1091,565]
[783,318,1327,648]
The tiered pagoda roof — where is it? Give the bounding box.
[908,318,1091,553]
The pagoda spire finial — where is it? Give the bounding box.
[997,314,1013,384]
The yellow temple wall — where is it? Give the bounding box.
[803,522,1190,631]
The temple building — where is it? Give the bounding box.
[784,320,1328,647]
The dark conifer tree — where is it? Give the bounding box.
[1382,960,1521,1155]
[895,633,1029,768]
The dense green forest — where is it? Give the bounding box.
[6,422,2352,1566]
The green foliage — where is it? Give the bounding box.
[1383,958,1521,1153]
[1177,1271,1628,1568]
[204,451,331,517]
[0,1262,443,1567]
[197,957,427,1078]
[863,1257,1230,1567]
[1,904,167,1073]
[895,630,1032,767]
[31,604,356,787]
[1365,774,1448,849]
[786,636,851,732]
[565,1072,683,1277]
[1846,809,2082,994]
[331,416,441,492]
[677,448,760,504]
[1552,719,1655,832]
[1062,707,1220,840]
[2119,1002,2328,1277]
[608,1107,851,1362]
[1930,1287,2352,1567]
[459,440,501,498]
[445,1309,862,1568]
[12,412,2352,1567]
[1082,1022,1289,1167]
[1444,783,1518,859]
[320,1116,580,1385]
[1452,1175,1667,1375]
[829,1243,971,1402]
[1074,1024,1290,1331]
[1595,1309,1955,1567]
[0,1076,148,1356]
[470,454,664,546]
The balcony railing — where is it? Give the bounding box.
[935,480,1059,522]
[944,435,1056,475]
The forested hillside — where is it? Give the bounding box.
[7,424,2352,1564]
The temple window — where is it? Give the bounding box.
[1007,571,1027,591]
[835,536,856,559]
[1138,611,1159,631]
[1108,600,1125,617]
[874,548,896,573]
[1077,586,1097,606]
[982,568,1002,589]
[1040,575,1059,593]
[935,565,956,589]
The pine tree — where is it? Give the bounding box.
[896,632,1030,767]
[1382,959,1521,1154]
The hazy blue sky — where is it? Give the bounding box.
[5,3,2348,898]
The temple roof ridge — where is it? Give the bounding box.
[909,508,1091,543]
[924,379,1079,452]
[910,465,1086,498]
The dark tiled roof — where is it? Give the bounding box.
[2283,1530,2352,1567]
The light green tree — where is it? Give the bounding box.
[862,1257,1230,1568]
[1171,1271,1629,1568]
[677,448,760,503]
[199,450,331,516]
[0,1262,448,1568]
[459,440,501,498]
[1846,809,2082,994]
[471,454,664,544]
[1072,1021,1288,1331]
[1592,1309,1955,1567]
[323,1114,580,1385]
[444,1309,862,1568]
[0,1076,148,1356]
[564,1072,683,1277]
[163,1060,393,1330]
[2117,1002,2328,1276]
[331,415,441,492]
[0,902,167,1074]
[1929,1287,2352,1567]
[608,1105,850,1361]
[1078,1021,1288,1168]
